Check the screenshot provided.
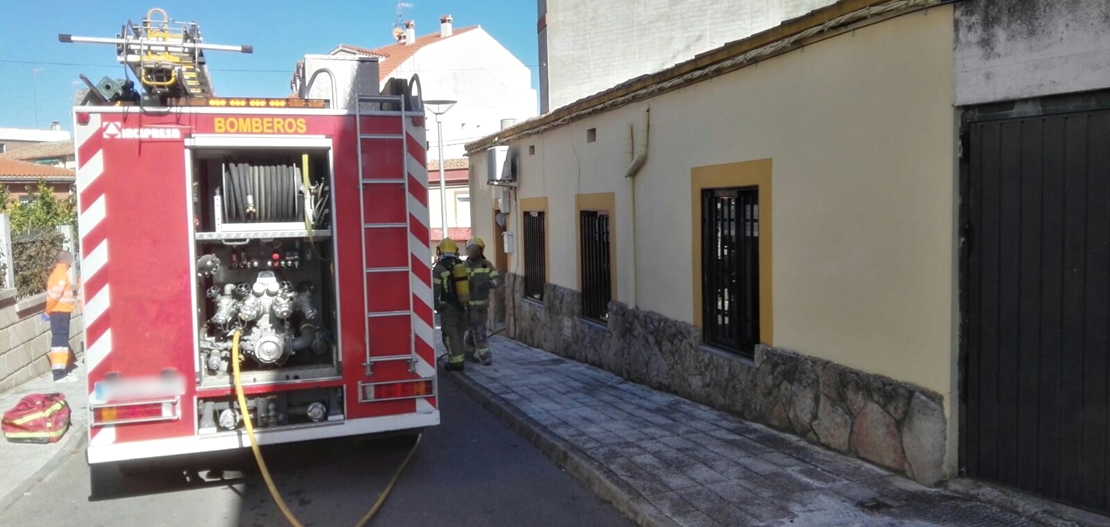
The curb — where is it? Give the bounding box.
[446,368,680,527]
[0,424,87,514]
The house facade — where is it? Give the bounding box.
[330,15,536,247]
[0,141,76,169]
[428,158,472,248]
[470,0,959,488]
[468,0,1110,515]
[0,158,75,202]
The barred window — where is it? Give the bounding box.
[701,187,760,357]
[579,210,611,322]
[523,211,546,300]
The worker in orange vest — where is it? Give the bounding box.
[45,251,78,382]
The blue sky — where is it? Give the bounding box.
[0,1,539,132]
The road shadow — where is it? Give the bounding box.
[87,435,418,504]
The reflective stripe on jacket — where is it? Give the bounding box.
[45,264,74,314]
[466,258,499,307]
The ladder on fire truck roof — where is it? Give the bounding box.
[59,8,251,103]
[356,80,424,378]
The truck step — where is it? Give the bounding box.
[367,267,409,273]
[367,310,410,318]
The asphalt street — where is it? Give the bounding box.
[0,377,635,527]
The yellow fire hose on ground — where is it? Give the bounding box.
[231,330,423,527]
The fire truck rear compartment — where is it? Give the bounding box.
[190,148,340,388]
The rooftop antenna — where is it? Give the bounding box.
[394,2,412,42]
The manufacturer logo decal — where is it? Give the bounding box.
[101,122,183,140]
[101,123,120,139]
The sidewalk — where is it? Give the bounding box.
[0,363,87,513]
[445,335,1083,527]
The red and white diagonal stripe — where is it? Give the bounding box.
[75,114,116,445]
[405,129,436,390]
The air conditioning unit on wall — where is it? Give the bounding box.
[486,146,517,185]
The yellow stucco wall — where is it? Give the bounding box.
[471,7,957,398]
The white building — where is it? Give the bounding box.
[537,0,839,112]
[331,16,537,162]
[330,15,537,245]
[0,123,70,154]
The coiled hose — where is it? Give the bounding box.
[225,164,302,223]
[231,330,422,527]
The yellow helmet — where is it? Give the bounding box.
[437,238,458,254]
[466,237,485,249]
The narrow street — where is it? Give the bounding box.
[0,378,634,527]
[1,2,1109,526]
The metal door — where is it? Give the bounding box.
[964,109,1110,514]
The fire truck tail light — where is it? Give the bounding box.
[92,400,178,426]
[75,112,90,125]
[361,380,434,402]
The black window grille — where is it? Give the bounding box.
[701,187,760,356]
[523,211,546,300]
[580,210,611,322]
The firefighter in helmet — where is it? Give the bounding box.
[433,239,470,371]
[464,237,499,365]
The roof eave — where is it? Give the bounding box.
[0,177,75,182]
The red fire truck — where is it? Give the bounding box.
[63,10,439,477]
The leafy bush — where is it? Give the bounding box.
[0,181,78,296]
[11,229,65,298]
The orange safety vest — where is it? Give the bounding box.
[45,264,75,315]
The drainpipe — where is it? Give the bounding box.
[624,107,649,309]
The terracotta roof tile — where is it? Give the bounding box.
[334,26,479,81]
[431,227,472,243]
[0,158,75,179]
[0,141,74,161]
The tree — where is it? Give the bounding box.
[0,185,11,212]
[7,181,76,233]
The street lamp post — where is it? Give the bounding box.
[424,100,457,245]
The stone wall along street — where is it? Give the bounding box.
[0,290,83,392]
[502,273,948,486]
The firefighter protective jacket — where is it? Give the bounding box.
[465,258,499,309]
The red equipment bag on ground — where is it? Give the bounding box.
[2,393,71,444]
